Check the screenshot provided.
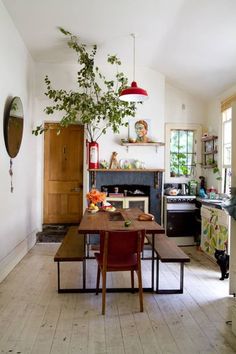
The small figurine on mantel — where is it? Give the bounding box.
[109,152,120,169]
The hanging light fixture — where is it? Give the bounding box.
[119,34,148,102]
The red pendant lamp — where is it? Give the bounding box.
[119,34,148,102]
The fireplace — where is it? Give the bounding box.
[89,171,163,223]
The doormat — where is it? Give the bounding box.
[36,224,70,243]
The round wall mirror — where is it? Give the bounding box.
[4,96,24,158]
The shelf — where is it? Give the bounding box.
[121,142,165,152]
[88,168,165,172]
[202,164,217,169]
[203,149,218,155]
[202,135,218,168]
[121,142,165,146]
[201,135,218,142]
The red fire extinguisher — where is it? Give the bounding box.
[87,140,99,169]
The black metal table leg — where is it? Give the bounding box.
[86,234,89,258]
[57,262,60,293]
[83,234,86,289]
[180,262,184,292]
[151,234,154,291]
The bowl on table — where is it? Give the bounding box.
[87,208,99,214]
[105,206,116,212]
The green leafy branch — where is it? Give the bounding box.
[32,27,136,141]
[213,166,222,181]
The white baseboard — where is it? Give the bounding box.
[0,230,37,283]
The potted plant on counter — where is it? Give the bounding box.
[32,27,136,167]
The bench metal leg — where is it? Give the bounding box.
[156,261,185,294]
[156,259,160,293]
[83,258,86,289]
[56,259,86,293]
[180,263,184,293]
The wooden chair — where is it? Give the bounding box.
[95,229,145,315]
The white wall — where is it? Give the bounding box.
[165,82,207,126]
[0,1,40,282]
[164,82,207,182]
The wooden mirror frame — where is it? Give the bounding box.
[4,96,24,158]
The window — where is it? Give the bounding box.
[222,107,232,195]
[170,129,196,177]
[165,123,202,182]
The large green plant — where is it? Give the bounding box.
[32,27,136,141]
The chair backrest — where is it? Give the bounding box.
[99,229,145,258]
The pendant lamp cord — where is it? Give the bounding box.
[131,33,136,81]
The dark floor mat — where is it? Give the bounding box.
[36,224,73,243]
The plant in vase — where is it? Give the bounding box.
[32,27,136,148]
[86,188,106,212]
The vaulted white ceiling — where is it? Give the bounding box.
[3,0,236,100]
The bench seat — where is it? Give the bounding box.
[147,234,190,294]
[54,226,85,293]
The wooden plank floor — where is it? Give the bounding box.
[0,244,235,354]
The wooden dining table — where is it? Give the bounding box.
[78,208,165,292]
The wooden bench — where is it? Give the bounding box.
[54,226,86,293]
[147,234,190,294]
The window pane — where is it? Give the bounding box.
[222,117,231,167]
[223,107,232,122]
[226,107,232,120]
[178,131,187,153]
[170,131,178,152]
[222,108,231,182]
[170,129,195,177]
[170,152,179,175]
[223,144,231,165]
[223,120,231,144]
[187,153,195,166]
[188,131,194,152]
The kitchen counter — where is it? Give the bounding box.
[196,197,224,209]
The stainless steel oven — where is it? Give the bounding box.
[163,196,197,246]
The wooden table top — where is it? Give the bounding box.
[78,208,165,234]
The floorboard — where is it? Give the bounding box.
[0,244,235,354]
